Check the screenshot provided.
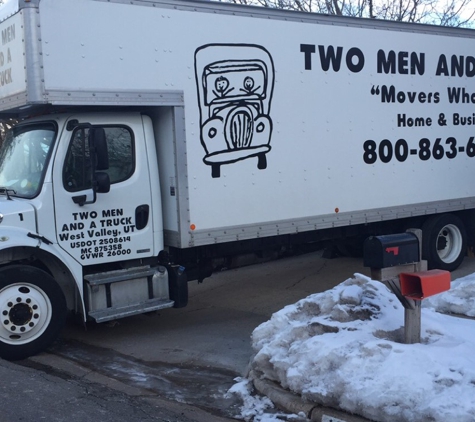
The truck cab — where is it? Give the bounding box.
[0,112,186,360]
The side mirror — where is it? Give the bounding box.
[95,171,110,193]
[90,128,109,170]
[72,126,110,206]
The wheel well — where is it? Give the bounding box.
[0,247,81,315]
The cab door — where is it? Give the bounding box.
[53,114,154,265]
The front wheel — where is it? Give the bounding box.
[422,214,467,271]
[0,265,67,360]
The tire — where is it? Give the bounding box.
[0,265,67,360]
[257,153,267,170]
[422,214,467,271]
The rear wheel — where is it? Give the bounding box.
[0,265,66,360]
[422,214,467,271]
[257,153,267,170]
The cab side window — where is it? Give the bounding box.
[63,126,134,192]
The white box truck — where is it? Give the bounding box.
[0,0,474,359]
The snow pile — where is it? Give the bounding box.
[424,273,475,316]
[250,273,475,422]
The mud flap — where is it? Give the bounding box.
[167,264,188,308]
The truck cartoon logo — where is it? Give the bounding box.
[195,44,275,178]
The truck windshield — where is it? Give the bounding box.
[0,123,56,198]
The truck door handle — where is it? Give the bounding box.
[135,205,149,230]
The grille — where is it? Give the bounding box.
[229,109,253,148]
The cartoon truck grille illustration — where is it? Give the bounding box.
[195,44,275,178]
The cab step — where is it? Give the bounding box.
[84,265,172,322]
[88,298,174,323]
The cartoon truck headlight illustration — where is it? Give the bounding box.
[195,44,275,178]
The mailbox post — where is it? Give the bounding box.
[364,229,450,344]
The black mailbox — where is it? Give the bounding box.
[363,233,419,269]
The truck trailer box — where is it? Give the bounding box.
[1,0,474,251]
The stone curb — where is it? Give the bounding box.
[249,370,372,422]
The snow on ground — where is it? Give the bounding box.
[226,378,307,422]
[229,272,475,422]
